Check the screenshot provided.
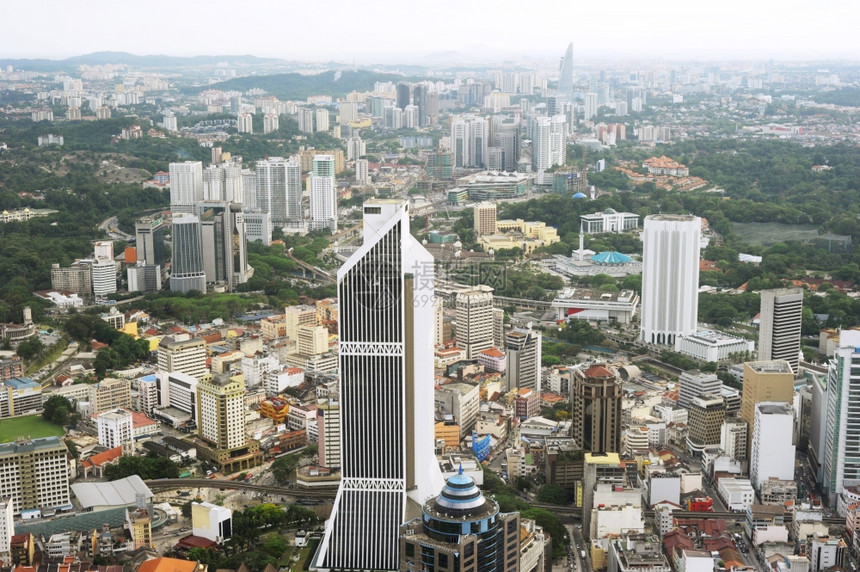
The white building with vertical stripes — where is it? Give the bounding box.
[313,199,444,571]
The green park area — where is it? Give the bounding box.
[0,415,64,443]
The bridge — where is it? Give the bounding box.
[145,478,336,499]
[287,248,335,283]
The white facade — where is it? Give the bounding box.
[678,370,721,410]
[751,402,796,490]
[97,409,133,450]
[192,502,232,544]
[0,498,13,553]
[243,209,272,246]
[266,366,304,395]
[169,161,204,214]
[237,112,253,134]
[155,371,198,422]
[759,287,804,374]
[240,355,279,388]
[255,157,302,225]
[316,200,444,571]
[450,115,490,168]
[640,214,701,346]
[592,504,644,538]
[91,257,116,298]
[203,162,244,204]
[455,285,494,359]
[309,155,337,232]
[675,330,755,362]
[717,478,755,511]
[355,159,369,185]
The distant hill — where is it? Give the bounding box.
[0,51,281,71]
[196,70,411,100]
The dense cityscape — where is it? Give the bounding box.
[0,12,859,572]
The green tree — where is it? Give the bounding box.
[536,484,570,505]
[43,395,74,426]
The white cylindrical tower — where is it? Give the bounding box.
[640,214,701,346]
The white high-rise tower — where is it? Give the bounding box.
[169,161,204,215]
[640,214,701,347]
[314,200,444,571]
[309,155,337,232]
[255,157,302,226]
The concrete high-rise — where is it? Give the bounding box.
[0,437,70,515]
[255,157,302,226]
[203,162,244,204]
[157,336,207,379]
[571,365,622,453]
[821,330,860,504]
[314,200,444,571]
[396,82,411,110]
[451,115,489,169]
[169,161,204,215]
[135,216,165,266]
[473,202,497,236]
[686,395,726,455]
[584,92,598,120]
[455,285,495,359]
[196,202,251,292]
[640,214,701,347]
[505,327,542,392]
[758,287,803,373]
[169,215,206,294]
[750,402,795,490]
[398,469,521,572]
[559,43,574,98]
[309,155,337,232]
[678,370,721,410]
[740,360,794,444]
[197,373,245,451]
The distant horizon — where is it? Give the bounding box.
[1,49,859,68]
[1,0,858,66]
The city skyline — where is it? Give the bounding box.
[1,0,858,62]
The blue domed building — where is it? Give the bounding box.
[399,468,521,571]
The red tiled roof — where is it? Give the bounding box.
[81,446,123,468]
[479,347,504,358]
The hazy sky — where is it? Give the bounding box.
[2,0,857,62]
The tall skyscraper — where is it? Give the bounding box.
[196,202,251,292]
[750,402,795,490]
[412,84,428,127]
[197,373,245,451]
[640,214,701,347]
[203,162,244,204]
[355,158,369,185]
[740,360,794,444]
[255,157,302,226]
[758,287,803,373]
[396,82,411,110]
[135,216,166,266]
[821,330,860,504]
[455,285,495,359]
[450,115,490,169]
[571,365,622,453]
[169,161,203,215]
[473,202,497,236]
[169,215,206,294]
[314,200,444,571]
[309,155,337,232]
[584,92,598,120]
[505,327,542,392]
[686,395,726,455]
[559,43,575,98]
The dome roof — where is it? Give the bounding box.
[592,251,632,265]
[572,192,587,199]
[604,207,617,214]
[435,467,485,511]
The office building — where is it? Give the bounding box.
[91,257,116,298]
[531,115,566,182]
[572,365,622,453]
[759,288,803,373]
[396,82,411,109]
[559,43,574,98]
[153,371,198,427]
[309,155,337,232]
[90,377,131,415]
[640,215,701,347]
[255,157,302,226]
[298,108,314,134]
[678,370,721,410]
[242,209,271,246]
[686,395,726,455]
[750,402,795,490]
[0,437,70,515]
[314,200,444,571]
[473,202,497,236]
[169,215,206,294]
[505,327,542,392]
[398,468,521,572]
[455,286,495,360]
[346,136,366,161]
[169,161,204,215]
[297,325,329,356]
[196,373,261,472]
[740,360,794,444]
[196,202,251,291]
[97,409,133,451]
[134,216,166,266]
[285,305,318,340]
[157,337,206,379]
[355,159,370,185]
[720,416,749,462]
[584,92,598,121]
[315,108,330,132]
[317,394,341,470]
[50,262,92,296]
[580,210,639,234]
[821,330,860,504]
